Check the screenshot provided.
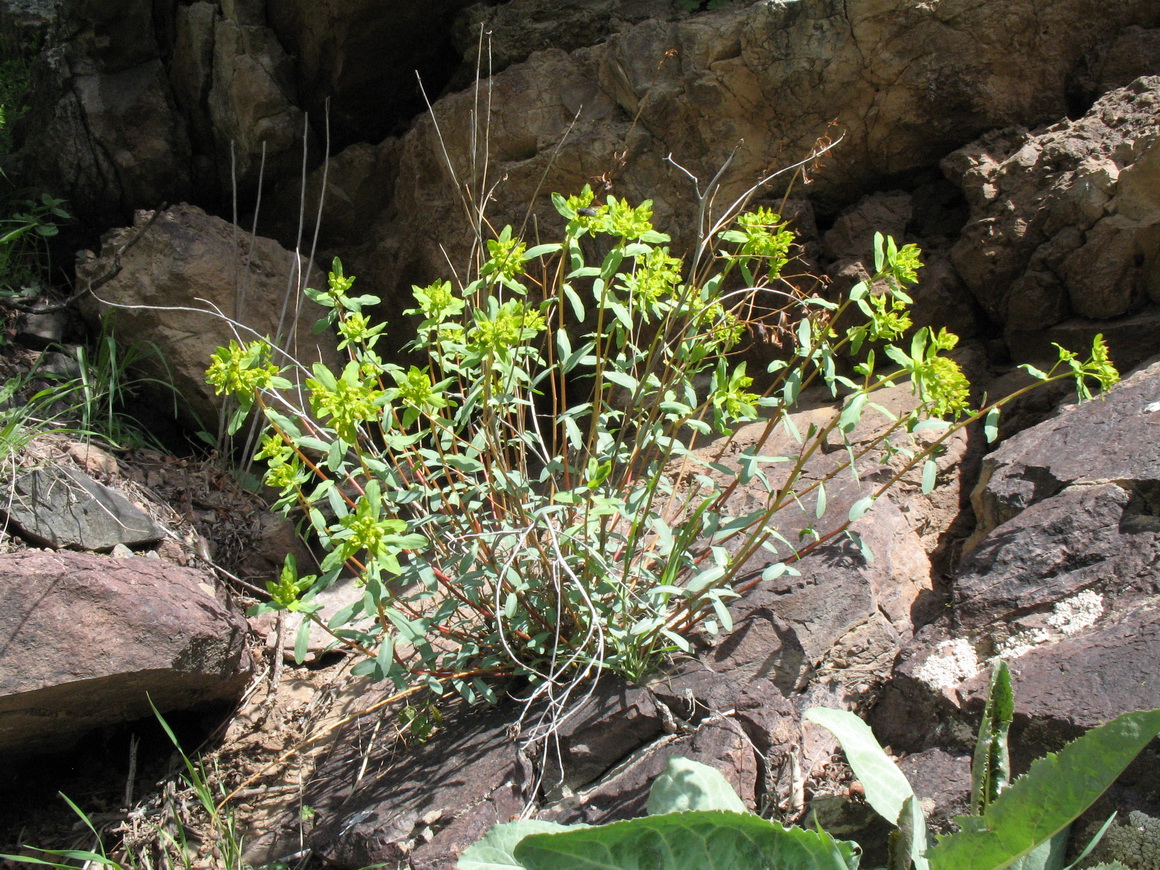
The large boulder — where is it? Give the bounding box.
[945,77,1160,368]
[76,203,339,433]
[0,550,252,755]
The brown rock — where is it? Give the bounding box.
[969,355,1160,544]
[946,77,1160,361]
[77,203,339,433]
[0,550,252,756]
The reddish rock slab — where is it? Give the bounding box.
[970,355,1160,544]
[0,550,252,755]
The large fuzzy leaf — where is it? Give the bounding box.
[458,820,576,870]
[646,756,747,815]
[513,811,861,870]
[926,708,1160,870]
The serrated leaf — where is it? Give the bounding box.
[514,810,860,870]
[926,708,1160,870]
[972,661,1014,815]
[646,757,747,815]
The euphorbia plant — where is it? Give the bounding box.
[207,188,1119,707]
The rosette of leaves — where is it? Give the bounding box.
[207,189,1120,704]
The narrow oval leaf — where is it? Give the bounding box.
[804,707,916,827]
[984,406,1001,444]
[921,458,938,495]
[848,496,874,523]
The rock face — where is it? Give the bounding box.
[0,550,252,755]
[946,77,1160,369]
[873,356,1160,792]
[76,203,338,432]
[7,1,1160,294]
[351,2,1160,313]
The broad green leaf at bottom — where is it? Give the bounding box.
[513,810,860,870]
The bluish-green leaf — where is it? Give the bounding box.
[646,757,747,815]
[838,392,867,433]
[458,820,574,870]
[848,496,874,523]
[513,810,860,870]
[804,707,917,828]
[921,458,938,494]
[984,407,1001,444]
[293,617,311,664]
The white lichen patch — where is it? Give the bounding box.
[915,638,980,689]
[1046,589,1103,634]
[996,591,1104,659]
[1087,809,1160,869]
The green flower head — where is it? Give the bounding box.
[482,228,527,282]
[206,339,282,400]
[468,299,546,357]
[412,279,466,322]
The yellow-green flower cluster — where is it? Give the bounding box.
[606,197,655,240]
[337,311,385,350]
[922,355,971,418]
[307,361,385,442]
[621,246,684,306]
[729,208,795,278]
[699,302,745,351]
[412,279,465,322]
[468,300,546,356]
[206,339,281,400]
[484,233,527,282]
[390,365,448,412]
[890,243,923,285]
[866,292,913,342]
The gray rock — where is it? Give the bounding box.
[1,465,165,551]
[0,550,252,755]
